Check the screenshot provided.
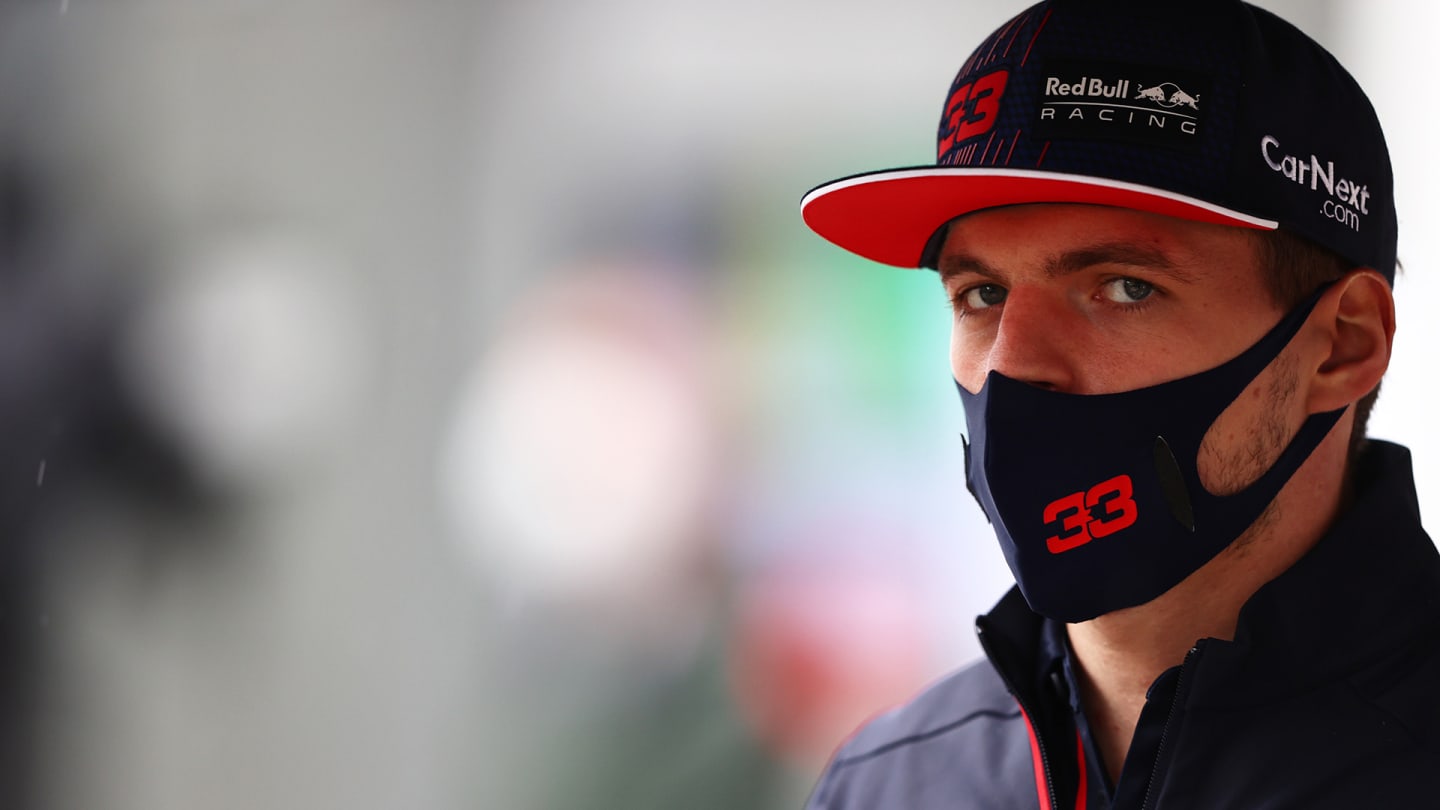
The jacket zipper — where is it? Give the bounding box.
[977,622,1061,810]
[1139,640,1206,810]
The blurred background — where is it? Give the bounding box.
[0,0,1433,808]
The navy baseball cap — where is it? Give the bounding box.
[801,0,1397,283]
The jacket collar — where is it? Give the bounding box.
[1189,439,1440,706]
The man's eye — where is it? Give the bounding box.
[959,284,1007,310]
[1100,277,1154,304]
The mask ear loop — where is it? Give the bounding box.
[1164,281,1343,528]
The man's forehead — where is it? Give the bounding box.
[937,242,1200,286]
[935,203,1261,281]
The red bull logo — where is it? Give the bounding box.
[1168,89,1200,109]
[1036,62,1208,148]
[1044,76,1130,99]
[1135,82,1201,111]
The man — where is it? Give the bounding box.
[800,0,1440,807]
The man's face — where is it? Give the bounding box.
[941,203,1308,498]
[942,204,1285,397]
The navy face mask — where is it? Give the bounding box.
[957,287,1345,623]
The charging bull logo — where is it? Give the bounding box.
[1135,83,1200,110]
[1169,89,1200,109]
[1136,85,1167,103]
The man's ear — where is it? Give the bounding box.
[1306,268,1395,414]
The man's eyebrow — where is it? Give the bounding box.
[1046,242,1195,283]
[937,254,1000,283]
[937,241,1197,284]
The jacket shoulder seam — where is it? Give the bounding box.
[832,706,1020,769]
[1342,676,1424,743]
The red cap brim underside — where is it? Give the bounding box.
[800,167,1279,268]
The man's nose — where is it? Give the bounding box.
[985,291,1079,392]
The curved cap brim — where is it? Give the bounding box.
[800,167,1279,268]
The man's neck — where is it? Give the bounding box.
[1065,550,1256,782]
